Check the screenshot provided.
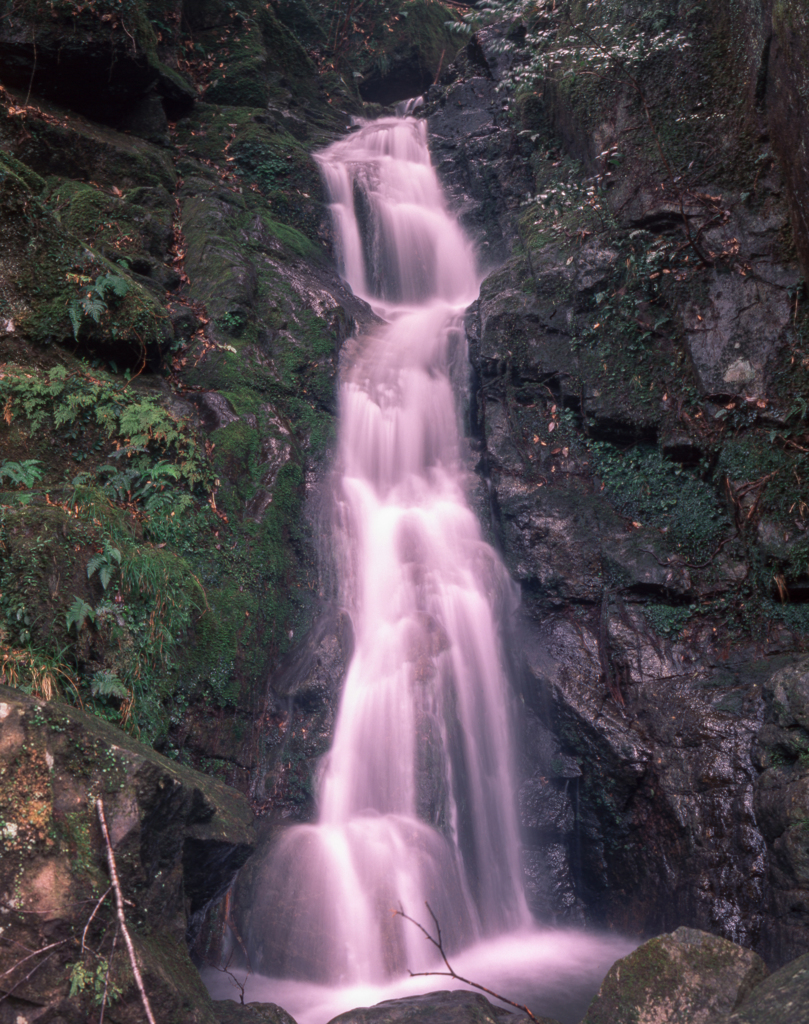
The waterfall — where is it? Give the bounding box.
[244,115,530,986]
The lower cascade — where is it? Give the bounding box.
[212,115,634,1024]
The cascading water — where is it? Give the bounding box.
[206,113,636,1024]
[248,112,529,983]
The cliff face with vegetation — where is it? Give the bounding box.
[0,0,455,801]
[425,0,809,968]
[1,0,809,1016]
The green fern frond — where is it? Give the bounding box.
[90,670,129,699]
[80,296,106,323]
[66,596,95,634]
[68,299,83,340]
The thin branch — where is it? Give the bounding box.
[96,799,157,1024]
[82,887,112,953]
[0,951,58,1004]
[0,939,66,981]
[395,904,539,1022]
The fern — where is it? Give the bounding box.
[90,670,128,700]
[87,542,122,590]
[66,272,130,338]
[80,295,106,323]
[66,596,95,633]
[0,362,213,488]
[94,274,130,300]
[0,460,43,488]
[68,299,84,340]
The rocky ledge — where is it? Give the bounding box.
[0,686,255,1023]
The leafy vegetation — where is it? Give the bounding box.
[591,443,728,560]
[0,362,211,488]
[68,273,130,342]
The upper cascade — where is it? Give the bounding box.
[316,117,479,314]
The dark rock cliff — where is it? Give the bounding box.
[423,0,809,967]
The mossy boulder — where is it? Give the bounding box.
[0,140,166,360]
[0,686,254,1022]
[213,1000,298,1024]
[581,927,768,1024]
[0,86,175,189]
[195,1,320,110]
[765,657,809,732]
[0,0,193,131]
[358,0,459,105]
[724,950,809,1024]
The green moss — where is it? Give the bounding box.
[256,211,319,259]
[136,931,218,1024]
[58,809,97,877]
[0,149,46,195]
[211,419,263,493]
[644,603,695,638]
[592,442,728,559]
[0,732,54,858]
[717,434,809,535]
[365,0,457,79]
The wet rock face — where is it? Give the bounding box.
[427,38,535,267]
[581,927,768,1024]
[751,659,809,963]
[734,0,809,282]
[0,687,254,1022]
[248,608,354,819]
[517,617,772,947]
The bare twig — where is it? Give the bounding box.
[224,888,252,973]
[207,949,248,1005]
[24,26,37,108]
[0,950,59,1004]
[0,939,66,981]
[82,887,112,953]
[96,799,157,1024]
[395,903,540,1022]
[433,48,446,86]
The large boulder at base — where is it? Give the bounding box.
[722,951,809,1023]
[0,687,255,1023]
[326,990,560,1024]
[581,928,768,1024]
[213,1000,298,1024]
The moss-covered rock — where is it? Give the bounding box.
[725,950,809,1024]
[0,141,166,360]
[581,927,768,1024]
[213,1002,298,1024]
[357,1,459,106]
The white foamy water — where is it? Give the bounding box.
[212,114,635,1022]
[204,929,636,1024]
